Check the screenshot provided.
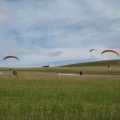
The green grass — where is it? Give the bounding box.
[0,60,120,120]
[63,59,120,67]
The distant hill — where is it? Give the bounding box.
[0,59,119,75]
[62,59,120,67]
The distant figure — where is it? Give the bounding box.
[108,65,110,68]
[79,71,84,75]
[13,70,17,76]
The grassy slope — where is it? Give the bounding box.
[0,59,120,75]
[62,59,120,67]
[0,60,120,119]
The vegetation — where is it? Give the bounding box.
[0,60,120,120]
[63,59,120,67]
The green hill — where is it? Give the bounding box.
[62,59,120,67]
[0,59,119,75]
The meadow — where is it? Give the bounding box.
[0,61,120,120]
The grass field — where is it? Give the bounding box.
[0,60,120,120]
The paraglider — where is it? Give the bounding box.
[89,49,97,52]
[101,50,119,57]
[89,49,97,58]
[3,56,19,76]
[3,56,20,61]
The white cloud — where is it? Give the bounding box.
[0,0,120,67]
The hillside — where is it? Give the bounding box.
[62,59,120,67]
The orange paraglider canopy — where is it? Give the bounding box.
[3,56,20,61]
[101,50,119,57]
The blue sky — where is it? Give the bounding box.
[0,0,120,67]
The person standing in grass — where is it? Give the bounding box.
[79,71,84,75]
[13,70,17,76]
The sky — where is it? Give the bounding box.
[0,0,120,67]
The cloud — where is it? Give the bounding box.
[0,0,120,67]
[48,50,63,57]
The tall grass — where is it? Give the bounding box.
[0,69,120,120]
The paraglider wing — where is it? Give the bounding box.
[3,56,20,61]
[89,49,97,52]
[101,50,120,57]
